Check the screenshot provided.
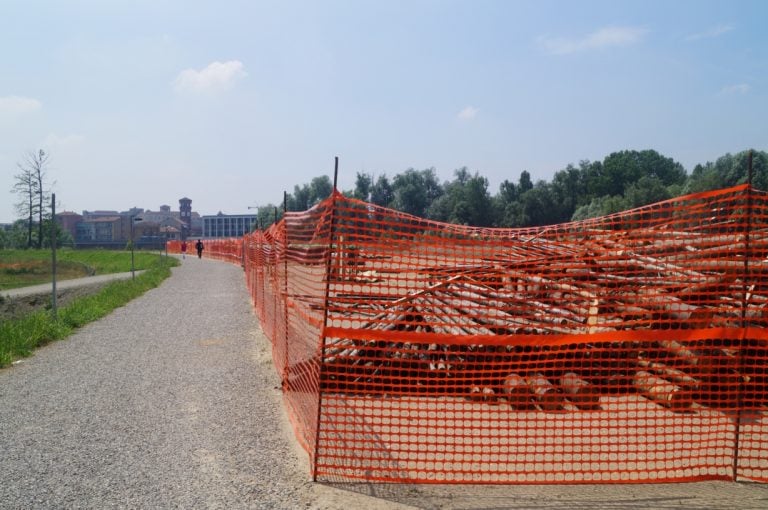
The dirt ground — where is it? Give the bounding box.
[0,282,108,322]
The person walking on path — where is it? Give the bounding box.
[180,240,187,259]
[195,239,204,259]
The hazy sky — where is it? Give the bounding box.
[1,0,766,222]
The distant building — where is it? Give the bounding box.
[138,200,201,240]
[179,197,192,239]
[68,197,198,247]
[159,225,182,240]
[56,211,82,239]
[76,216,126,242]
[202,213,257,238]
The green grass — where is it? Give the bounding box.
[0,248,163,290]
[0,255,178,368]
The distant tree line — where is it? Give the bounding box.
[7,147,762,247]
[250,148,765,230]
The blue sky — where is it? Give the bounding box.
[1,0,766,222]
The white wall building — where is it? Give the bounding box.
[202,213,258,238]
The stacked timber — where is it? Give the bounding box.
[320,224,768,411]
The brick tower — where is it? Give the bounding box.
[179,197,192,240]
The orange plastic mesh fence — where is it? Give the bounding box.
[168,184,768,484]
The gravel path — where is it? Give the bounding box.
[1,271,143,299]
[1,257,766,509]
[0,258,410,510]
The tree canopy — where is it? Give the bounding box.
[277,148,764,229]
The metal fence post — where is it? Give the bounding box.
[51,193,57,319]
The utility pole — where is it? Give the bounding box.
[131,216,135,280]
[130,216,143,280]
[51,193,57,319]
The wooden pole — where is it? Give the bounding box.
[502,373,534,409]
[559,372,600,408]
[633,370,693,410]
[526,373,564,411]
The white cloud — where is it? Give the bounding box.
[721,83,750,95]
[686,24,734,41]
[42,133,86,149]
[0,95,42,114]
[539,26,648,55]
[458,106,479,121]
[173,60,247,94]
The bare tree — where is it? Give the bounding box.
[12,150,50,248]
[12,165,36,247]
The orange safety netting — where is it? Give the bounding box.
[168,184,768,484]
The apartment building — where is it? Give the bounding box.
[62,197,201,247]
[202,213,258,238]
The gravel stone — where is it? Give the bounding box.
[0,258,765,509]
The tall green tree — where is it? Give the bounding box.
[2,220,31,249]
[572,195,629,221]
[286,176,333,211]
[518,182,560,226]
[352,172,373,200]
[489,171,536,227]
[251,204,280,229]
[429,168,493,226]
[624,175,672,208]
[370,174,394,207]
[41,218,74,248]
[391,168,443,218]
[518,170,533,193]
[492,179,519,227]
[308,175,333,205]
[686,149,768,193]
[286,183,311,211]
[549,163,587,222]
[586,150,685,198]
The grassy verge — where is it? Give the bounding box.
[0,249,164,290]
[0,255,178,368]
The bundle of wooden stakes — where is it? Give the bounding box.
[321,226,768,411]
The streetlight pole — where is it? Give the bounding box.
[51,193,57,319]
[130,215,135,280]
[130,216,143,280]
